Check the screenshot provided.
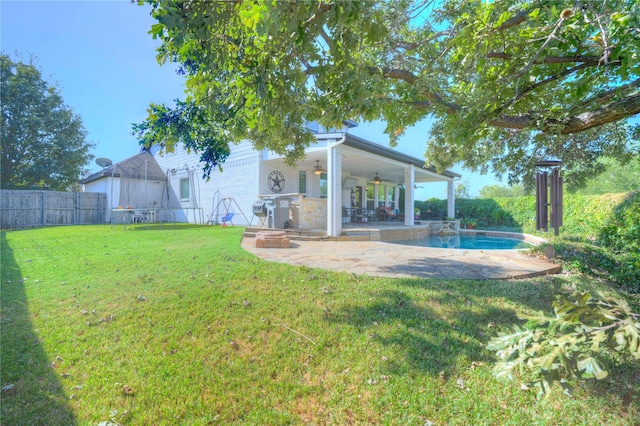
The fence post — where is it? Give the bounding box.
[41,191,45,227]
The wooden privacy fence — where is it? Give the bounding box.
[0,190,107,230]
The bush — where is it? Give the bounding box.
[418,192,639,292]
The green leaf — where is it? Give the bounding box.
[576,356,608,380]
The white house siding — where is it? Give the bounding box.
[153,141,261,225]
[258,162,301,196]
[83,177,119,223]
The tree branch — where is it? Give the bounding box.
[373,66,460,113]
[393,31,454,50]
[318,27,335,52]
[514,15,569,79]
[561,92,640,134]
[494,63,592,114]
[496,10,528,31]
[486,53,612,66]
[488,91,640,134]
[572,78,640,112]
[303,2,332,26]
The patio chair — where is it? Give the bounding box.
[376,206,397,221]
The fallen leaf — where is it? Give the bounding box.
[470,361,485,369]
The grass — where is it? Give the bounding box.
[1,225,638,425]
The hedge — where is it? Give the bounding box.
[416,192,639,292]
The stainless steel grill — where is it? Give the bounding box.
[252,199,267,217]
[252,198,291,228]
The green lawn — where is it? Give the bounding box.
[1,225,638,425]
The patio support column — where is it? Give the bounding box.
[404,166,415,226]
[327,143,343,237]
[373,184,379,209]
[447,178,456,219]
[394,186,400,212]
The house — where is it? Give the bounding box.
[82,126,460,237]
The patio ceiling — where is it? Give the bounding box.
[292,133,458,185]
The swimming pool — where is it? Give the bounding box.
[389,233,534,250]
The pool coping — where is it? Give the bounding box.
[376,226,546,246]
[241,230,561,280]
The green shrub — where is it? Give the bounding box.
[418,192,639,292]
[598,192,640,253]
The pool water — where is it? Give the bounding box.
[390,233,533,250]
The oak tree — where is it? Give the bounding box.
[139,0,639,186]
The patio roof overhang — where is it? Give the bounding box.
[266,132,460,185]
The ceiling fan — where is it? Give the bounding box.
[313,160,326,175]
[373,172,389,185]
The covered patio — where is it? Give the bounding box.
[260,132,460,237]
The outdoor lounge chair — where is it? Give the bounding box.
[377,206,397,221]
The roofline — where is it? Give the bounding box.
[336,133,461,179]
[79,151,168,184]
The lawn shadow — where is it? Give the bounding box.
[0,232,77,424]
[325,276,563,379]
[326,276,639,407]
[326,288,524,377]
[377,253,560,281]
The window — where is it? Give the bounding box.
[320,172,327,198]
[299,171,307,194]
[180,178,190,200]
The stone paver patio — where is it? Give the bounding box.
[241,238,562,280]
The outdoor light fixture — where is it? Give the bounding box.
[313,160,325,175]
[373,173,382,185]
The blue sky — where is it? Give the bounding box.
[2,0,499,197]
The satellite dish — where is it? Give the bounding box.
[96,157,112,168]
